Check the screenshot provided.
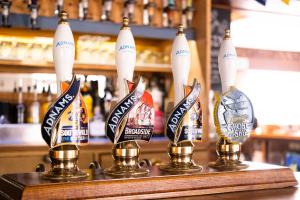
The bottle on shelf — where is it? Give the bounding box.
[27,0,39,29]
[41,83,46,95]
[123,0,136,23]
[182,0,194,28]
[0,0,11,27]
[24,85,31,121]
[162,0,175,27]
[16,79,25,124]
[27,85,31,94]
[143,0,156,26]
[103,77,114,118]
[27,83,40,124]
[100,0,113,21]
[88,78,108,122]
[78,0,88,20]
[181,0,187,28]
[89,96,106,138]
[81,76,93,120]
[162,0,168,27]
[40,84,52,121]
[54,0,64,15]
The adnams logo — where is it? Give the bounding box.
[223,53,237,59]
[56,41,74,48]
[175,49,189,56]
[118,44,135,52]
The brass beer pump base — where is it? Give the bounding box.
[104,141,149,177]
[42,144,88,180]
[208,137,248,171]
[160,141,202,173]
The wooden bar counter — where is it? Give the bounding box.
[0,140,216,174]
[0,162,297,199]
[170,187,300,200]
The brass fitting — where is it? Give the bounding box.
[121,17,130,30]
[160,141,202,173]
[208,137,248,171]
[224,29,231,39]
[59,11,69,24]
[176,24,184,35]
[42,144,88,180]
[103,141,149,177]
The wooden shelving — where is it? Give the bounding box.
[6,13,195,40]
[0,59,171,75]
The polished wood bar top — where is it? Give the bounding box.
[0,162,297,199]
[169,187,300,200]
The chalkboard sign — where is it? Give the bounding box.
[211,8,231,91]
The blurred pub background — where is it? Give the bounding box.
[1,0,300,173]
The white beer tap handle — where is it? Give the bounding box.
[53,11,75,94]
[115,17,136,100]
[218,29,237,94]
[171,24,190,105]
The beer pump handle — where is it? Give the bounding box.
[218,29,237,94]
[115,17,136,100]
[171,24,190,105]
[53,11,75,94]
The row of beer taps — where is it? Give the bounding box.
[0,0,194,29]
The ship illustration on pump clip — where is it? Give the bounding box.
[209,29,255,171]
